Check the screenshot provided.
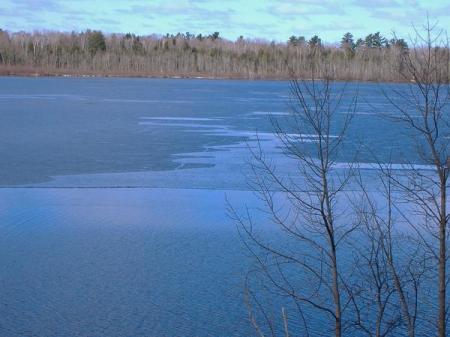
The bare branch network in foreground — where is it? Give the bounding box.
[376,19,450,337]
[228,69,360,337]
[229,20,449,337]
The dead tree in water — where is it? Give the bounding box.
[229,70,357,336]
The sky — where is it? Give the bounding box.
[0,0,449,43]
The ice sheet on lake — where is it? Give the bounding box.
[102,98,191,104]
[0,77,439,188]
[251,111,290,116]
[140,117,222,121]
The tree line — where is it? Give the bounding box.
[0,29,421,81]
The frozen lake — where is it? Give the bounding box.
[0,77,435,336]
[0,77,423,187]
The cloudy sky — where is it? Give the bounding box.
[1,0,449,43]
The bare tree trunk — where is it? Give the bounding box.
[332,249,342,337]
[438,180,447,337]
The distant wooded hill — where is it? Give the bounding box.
[0,29,428,81]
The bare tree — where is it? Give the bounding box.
[228,69,358,336]
[229,18,448,337]
[379,19,449,337]
[351,166,428,337]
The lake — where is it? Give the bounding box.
[0,77,434,336]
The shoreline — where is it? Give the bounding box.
[0,68,409,84]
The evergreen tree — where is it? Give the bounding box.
[365,32,388,48]
[308,35,322,48]
[87,31,106,55]
[210,32,220,40]
[288,35,298,46]
[340,32,355,50]
[288,35,305,47]
[390,38,408,51]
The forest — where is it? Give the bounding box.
[0,29,416,81]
